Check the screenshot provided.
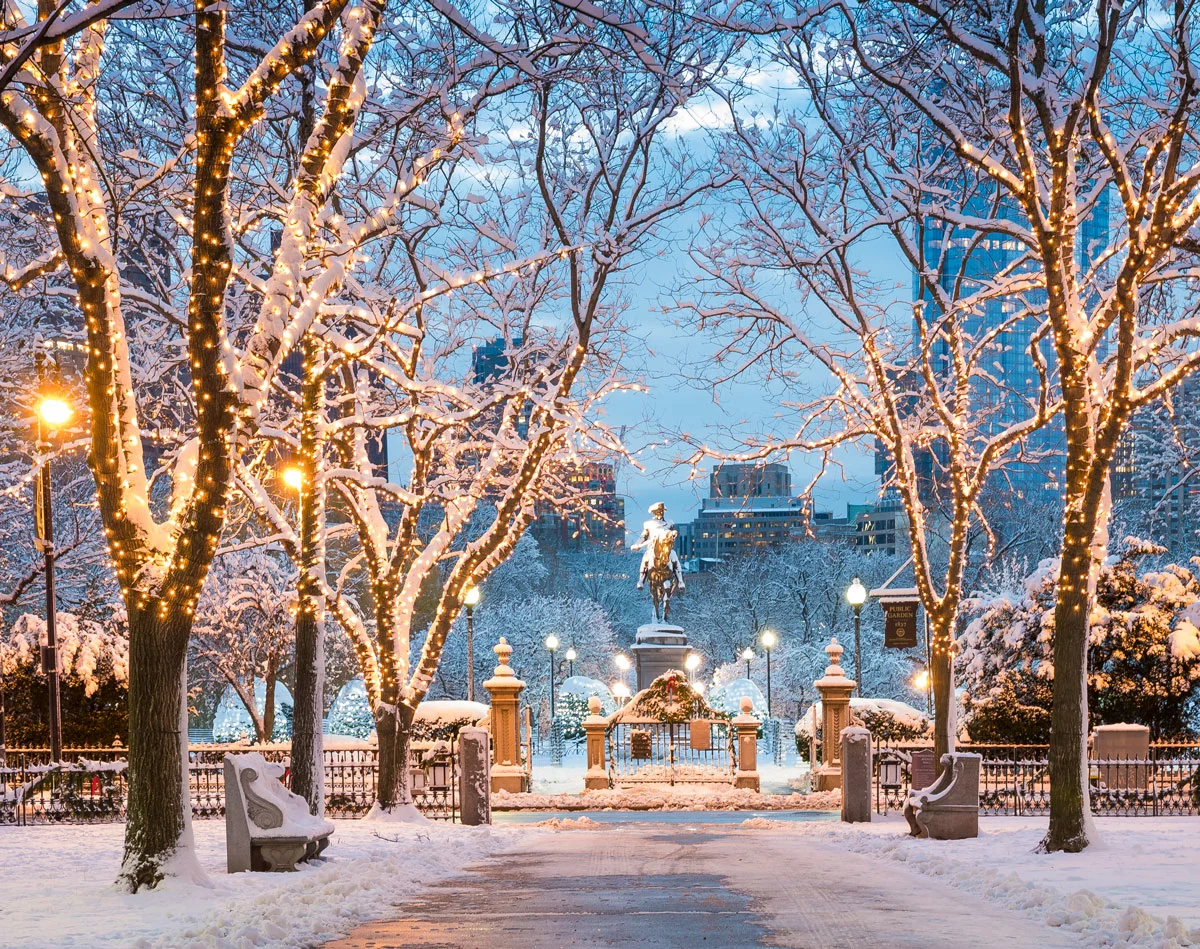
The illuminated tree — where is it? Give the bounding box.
[813,0,1200,853]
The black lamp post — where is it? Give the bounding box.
[545,634,560,718]
[847,577,868,697]
[464,586,480,701]
[742,647,754,680]
[34,377,72,763]
[760,629,777,717]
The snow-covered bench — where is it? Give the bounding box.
[223,753,334,873]
[903,752,980,840]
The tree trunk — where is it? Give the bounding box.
[374,703,415,811]
[262,671,276,744]
[1042,513,1094,853]
[930,611,956,774]
[118,606,194,892]
[290,607,325,814]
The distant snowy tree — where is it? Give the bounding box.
[190,549,297,745]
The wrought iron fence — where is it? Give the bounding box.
[606,720,735,786]
[1,745,461,825]
[873,742,1200,816]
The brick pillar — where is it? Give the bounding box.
[483,637,529,794]
[583,696,609,790]
[733,696,760,791]
[814,637,856,792]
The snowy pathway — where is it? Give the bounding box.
[327,820,1083,949]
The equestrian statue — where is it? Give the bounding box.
[631,501,686,623]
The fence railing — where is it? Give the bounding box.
[606,720,736,786]
[1,745,461,825]
[873,742,1200,816]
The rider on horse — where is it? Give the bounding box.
[631,502,686,622]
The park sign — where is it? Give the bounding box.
[881,598,920,649]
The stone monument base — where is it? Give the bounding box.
[631,623,689,692]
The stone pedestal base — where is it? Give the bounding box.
[815,766,842,791]
[490,764,528,794]
[632,623,689,691]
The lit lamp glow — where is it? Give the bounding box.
[566,647,577,677]
[282,466,304,490]
[846,576,868,697]
[741,646,754,679]
[463,586,480,701]
[37,397,73,427]
[760,629,778,717]
[684,652,701,684]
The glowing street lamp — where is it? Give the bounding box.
[463,586,480,701]
[741,647,754,680]
[612,681,631,706]
[846,576,868,697]
[566,647,577,678]
[545,634,560,718]
[760,629,778,717]
[684,652,701,684]
[34,389,73,762]
[282,466,304,491]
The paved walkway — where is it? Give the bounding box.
[327,823,1082,949]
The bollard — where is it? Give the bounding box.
[840,726,872,823]
[457,726,491,826]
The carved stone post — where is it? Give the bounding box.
[733,696,761,791]
[840,726,872,823]
[583,695,609,790]
[483,638,529,794]
[814,637,856,792]
[458,726,492,825]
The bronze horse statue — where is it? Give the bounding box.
[638,527,686,623]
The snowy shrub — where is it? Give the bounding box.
[961,545,1200,739]
[410,701,488,744]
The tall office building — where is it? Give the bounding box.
[530,461,625,551]
[682,462,811,564]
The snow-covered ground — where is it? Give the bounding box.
[751,815,1200,947]
[0,818,519,948]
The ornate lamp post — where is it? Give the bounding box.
[464,586,481,701]
[612,681,631,706]
[684,652,701,685]
[741,647,754,680]
[36,391,73,762]
[614,653,631,689]
[760,629,777,717]
[545,634,560,718]
[846,576,868,697]
[565,647,576,679]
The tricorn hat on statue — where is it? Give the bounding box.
[648,501,666,516]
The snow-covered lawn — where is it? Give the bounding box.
[749,815,1200,947]
[0,818,519,948]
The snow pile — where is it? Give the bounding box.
[494,785,840,811]
[535,816,605,830]
[0,819,516,948]
[797,817,1200,947]
[740,817,788,829]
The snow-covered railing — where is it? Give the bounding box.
[872,742,1200,817]
[2,745,465,825]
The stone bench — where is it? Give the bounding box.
[903,752,981,840]
[224,753,334,873]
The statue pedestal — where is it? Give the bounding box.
[632,623,689,692]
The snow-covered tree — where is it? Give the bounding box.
[0,0,411,888]
[239,2,737,817]
[962,543,1200,743]
[0,609,128,746]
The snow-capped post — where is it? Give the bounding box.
[814,639,855,792]
[583,695,608,791]
[484,638,529,794]
[840,727,872,824]
[732,696,759,792]
[456,726,491,826]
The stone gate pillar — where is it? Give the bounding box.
[814,637,856,792]
[483,637,529,794]
[583,696,609,790]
